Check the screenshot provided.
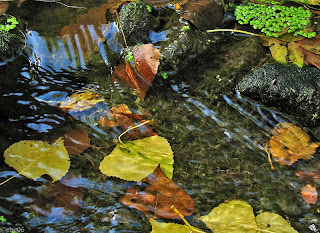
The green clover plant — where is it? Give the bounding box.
[234,3,316,38]
[0,16,19,32]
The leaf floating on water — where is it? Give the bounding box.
[256,212,299,233]
[121,166,195,219]
[113,44,160,100]
[265,123,320,166]
[59,90,104,112]
[266,38,288,64]
[149,218,203,233]
[99,135,173,181]
[301,184,318,205]
[3,138,70,182]
[63,129,90,155]
[198,200,257,233]
[288,42,304,68]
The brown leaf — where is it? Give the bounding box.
[63,129,90,155]
[297,36,320,55]
[121,166,195,219]
[113,44,160,100]
[99,104,157,140]
[301,184,318,205]
[265,123,320,166]
[297,170,320,184]
[0,1,8,15]
[302,48,320,70]
[27,175,84,217]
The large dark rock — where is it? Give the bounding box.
[115,0,224,73]
[236,63,320,126]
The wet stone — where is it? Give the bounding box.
[236,63,320,127]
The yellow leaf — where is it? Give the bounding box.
[268,38,288,64]
[288,42,304,68]
[198,200,257,233]
[265,123,320,166]
[256,212,298,233]
[99,136,174,181]
[3,138,70,182]
[150,218,203,233]
[59,91,104,112]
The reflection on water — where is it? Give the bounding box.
[0,1,319,232]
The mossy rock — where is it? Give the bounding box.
[236,63,320,126]
[116,0,155,46]
[0,29,23,63]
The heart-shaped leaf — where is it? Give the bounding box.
[99,135,174,181]
[4,138,70,182]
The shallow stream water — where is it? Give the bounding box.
[0,1,320,232]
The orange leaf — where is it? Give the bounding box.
[63,129,90,155]
[99,104,157,140]
[301,184,318,205]
[113,44,160,100]
[265,123,320,166]
[121,166,195,219]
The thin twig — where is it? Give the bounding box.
[35,0,86,9]
[114,8,128,48]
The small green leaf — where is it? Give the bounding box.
[146,5,152,12]
[0,215,7,222]
[161,72,168,79]
[99,136,174,181]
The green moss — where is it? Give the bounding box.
[234,3,316,38]
[0,29,23,62]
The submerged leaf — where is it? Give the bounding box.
[266,123,320,165]
[99,136,174,181]
[121,167,195,219]
[256,212,298,233]
[99,104,157,140]
[63,129,90,155]
[198,200,257,233]
[4,138,70,182]
[301,184,318,205]
[288,42,304,68]
[150,218,202,233]
[59,91,104,112]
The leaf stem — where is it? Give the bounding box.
[118,120,152,144]
[207,29,270,38]
[264,142,275,170]
[171,205,205,233]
